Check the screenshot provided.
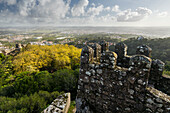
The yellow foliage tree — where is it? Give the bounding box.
[13,44,81,74]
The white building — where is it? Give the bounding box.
[34,36,43,39]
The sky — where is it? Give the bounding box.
[0,0,170,27]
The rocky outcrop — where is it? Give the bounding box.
[76,41,170,113]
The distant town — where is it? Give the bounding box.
[0,27,143,56]
[0,26,169,57]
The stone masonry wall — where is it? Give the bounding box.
[42,93,70,113]
[76,41,170,113]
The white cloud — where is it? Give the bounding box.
[18,0,36,16]
[0,0,70,25]
[39,0,51,6]
[158,12,168,17]
[18,0,70,18]
[87,5,104,17]
[99,14,116,22]
[0,0,16,5]
[0,0,169,26]
[71,0,89,16]
[62,14,116,26]
[91,3,95,7]
[105,7,111,11]
[117,7,152,22]
[136,7,152,15]
[112,5,120,12]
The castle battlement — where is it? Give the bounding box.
[76,41,170,113]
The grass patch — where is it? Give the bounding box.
[68,101,76,113]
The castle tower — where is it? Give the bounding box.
[136,45,152,57]
[100,41,109,53]
[115,42,130,67]
[16,43,22,49]
[115,42,127,58]
[88,43,101,62]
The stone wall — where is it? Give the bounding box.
[2,43,24,56]
[76,41,170,113]
[149,59,170,95]
[42,93,70,113]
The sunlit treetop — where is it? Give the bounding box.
[13,44,81,74]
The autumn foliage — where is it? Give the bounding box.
[13,44,81,74]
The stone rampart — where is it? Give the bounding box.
[42,93,70,113]
[76,41,170,113]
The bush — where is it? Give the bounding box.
[52,69,79,99]
[68,101,76,113]
[1,69,79,99]
[0,91,61,113]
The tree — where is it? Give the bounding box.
[13,44,81,74]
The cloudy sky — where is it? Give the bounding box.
[0,0,170,26]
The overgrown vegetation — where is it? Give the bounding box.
[0,44,81,113]
[68,101,76,113]
[0,91,63,113]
